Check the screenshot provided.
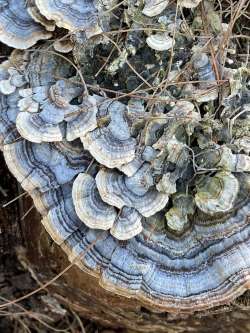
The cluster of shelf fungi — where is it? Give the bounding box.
[0,0,250,318]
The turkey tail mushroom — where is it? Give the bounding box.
[179,0,202,8]
[66,96,98,141]
[110,207,142,240]
[3,139,91,192]
[16,112,65,143]
[81,101,136,168]
[16,80,84,143]
[146,33,174,52]
[72,172,117,230]
[0,0,52,49]
[195,171,239,215]
[0,0,250,316]
[96,168,169,217]
[142,0,169,17]
[34,0,99,31]
[32,183,84,245]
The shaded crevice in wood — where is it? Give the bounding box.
[0,153,22,256]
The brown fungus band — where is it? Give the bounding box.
[0,0,250,313]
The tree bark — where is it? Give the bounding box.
[1,153,250,333]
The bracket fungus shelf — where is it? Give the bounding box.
[35,0,99,32]
[0,0,52,49]
[0,0,250,321]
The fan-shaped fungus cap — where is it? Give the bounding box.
[66,96,98,141]
[96,169,169,217]
[3,140,91,192]
[179,0,202,8]
[118,156,144,177]
[145,118,168,146]
[27,1,56,32]
[35,0,99,31]
[142,146,157,162]
[31,183,84,245]
[234,137,250,154]
[0,59,27,149]
[165,194,194,232]
[195,171,239,214]
[194,88,218,103]
[0,0,52,49]
[81,101,136,168]
[110,207,142,240]
[124,163,154,196]
[16,112,65,143]
[72,173,117,230]
[165,207,188,232]
[142,0,169,17]
[146,33,174,51]
[16,80,84,143]
[198,146,250,173]
[23,50,74,89]
[0,58,27,96]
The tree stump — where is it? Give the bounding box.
[1,154,250,333]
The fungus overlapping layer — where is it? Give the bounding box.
[0,0,250,313]
[35,0,99,31]
[0,0,52,49]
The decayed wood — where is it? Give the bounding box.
[1,153,250,333]
[0,154,22,256]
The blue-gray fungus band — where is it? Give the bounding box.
[0,0,249,313]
